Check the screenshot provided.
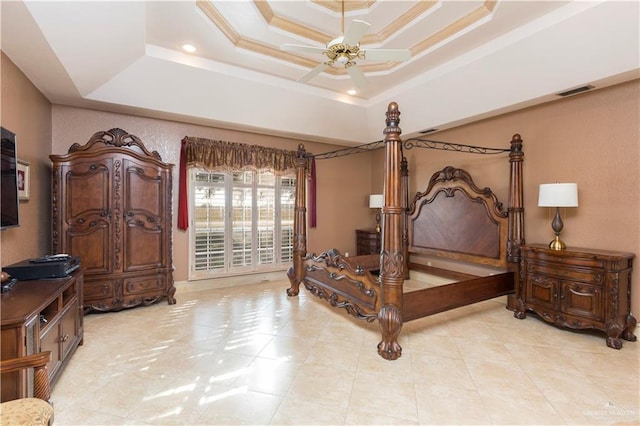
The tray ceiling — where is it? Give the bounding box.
[2,1,638,145]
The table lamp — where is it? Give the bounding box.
[538,183,578,250]
[369,194,383,233]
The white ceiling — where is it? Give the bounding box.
[1,1,638,146]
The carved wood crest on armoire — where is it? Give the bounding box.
[50,128,176,313]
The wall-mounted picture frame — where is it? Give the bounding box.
[17,160,30,201]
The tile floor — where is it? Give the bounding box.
[51,275,639,425]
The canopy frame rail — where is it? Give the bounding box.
[309,138,510,161]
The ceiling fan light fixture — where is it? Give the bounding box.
[336,53,350,65]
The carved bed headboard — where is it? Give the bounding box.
[406,166,509,268]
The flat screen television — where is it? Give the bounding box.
[1,126,20,229]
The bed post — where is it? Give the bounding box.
[287,144,308,297]
[506,134,525,312]
[377,102,405,360]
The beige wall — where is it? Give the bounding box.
[51,105,374,282]
[374,79,640,314]
[0,52,52,265]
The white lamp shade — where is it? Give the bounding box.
[538,183,579,207]
[369,194,384,208]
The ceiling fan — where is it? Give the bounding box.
[280,1,411,87]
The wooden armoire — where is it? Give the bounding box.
[50,128,176,313]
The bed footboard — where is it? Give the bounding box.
[302,249,380,322]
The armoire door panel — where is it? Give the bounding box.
[61,159,114,273]
[122,157,169,272]
[64,161,111,219]
[123,225,164,270]
[123,158,165,218]
[66,224,112,274]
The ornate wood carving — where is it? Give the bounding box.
[113,159,122,271]
[377,304,402,360]
[517,244,636,349]
[51,171,60,253]
[287,144,308,297]
[377,102,405,360]
[506,133,525,310]
[301,249,380,317]
[69,128,162,160]
[50,130,175,313]
[302,279,378,322]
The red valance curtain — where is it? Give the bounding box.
[178,137,314,230]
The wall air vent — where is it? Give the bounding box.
[556,85,594,97]
[419,128,438,134]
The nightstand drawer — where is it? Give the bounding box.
[356,229,380,256]
[525,251,605,269]
[526,262,603,284]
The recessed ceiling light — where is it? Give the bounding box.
[182,43,196,53]
[347,89,357,95]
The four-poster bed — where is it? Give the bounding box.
[286,102,525,360]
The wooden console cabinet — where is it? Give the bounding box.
[515,244,636,349]
[1,269,84,401]
[356,229,381,256]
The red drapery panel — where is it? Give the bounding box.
[178,139,189,230]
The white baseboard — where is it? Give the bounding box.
[174,270,288,294]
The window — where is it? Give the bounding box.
[190,169,295,279]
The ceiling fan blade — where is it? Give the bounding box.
[299,63,329,83]
[343,20,371,45]
[362,49,412,62]
[347,65,368,88]
[281,44,326,55]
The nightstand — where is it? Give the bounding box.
[515,244,636,349]
[356,229,381,256]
